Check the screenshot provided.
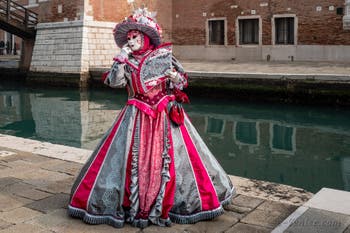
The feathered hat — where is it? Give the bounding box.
[113,7,162,48]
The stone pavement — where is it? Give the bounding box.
[0,134,313,233]
[90,59,350,82]
[273,188,350,233]
[1,136,350,233]
[181,60,350,76]
[0,55,19,69]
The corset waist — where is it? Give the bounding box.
[127,94,175,118]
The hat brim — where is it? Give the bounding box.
[114,22,161,48]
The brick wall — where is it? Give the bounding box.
[38,0,84,22]
[172,0,350,45]
[32,0,172,42]
[86,0,173,42]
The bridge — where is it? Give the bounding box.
[0,0,38,70]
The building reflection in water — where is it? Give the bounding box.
[0,89,350,193]
[0,90,121,149]
[29,92,120,149]
[189,110,350,193]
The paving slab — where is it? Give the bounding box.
[20,153,56,165]
[0,177,21,188]
[0,223,46,233]
[29,208,139,233]
[224,203,252,214]
[257,201,297,214]
[41,176,75,194]
[25,193,69,214]
[0,193,33,212]
[304,188,350,215]
[273,188,350,233]
[2,181,52,201]
[185,211,239,233]
[0,151,16,158]
[4,159,34,170]
[0,207,42,224]
[142,224,189,233]
[241,200,297,229]
[231,194,264,209]
[0,219,12,231]
[284,208,350,233]
[225,223,272,233]
[14,168,72,190]
[271,206,308,233]
[41,160,82,176]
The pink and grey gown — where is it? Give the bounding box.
[68,44,235,228]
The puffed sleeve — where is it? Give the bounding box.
[104,61,127,88]
[171,56,188,90]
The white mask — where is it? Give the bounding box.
[127,30,142,51]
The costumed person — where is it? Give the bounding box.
[68,8,235,228]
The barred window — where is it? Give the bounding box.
[275,17,294,44]
[208,20,225,45]
[239,19,259,44]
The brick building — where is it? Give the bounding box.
[0,0,172,56]
[1,0,350,83]
[172,0,350,61]
[1,0,171,85]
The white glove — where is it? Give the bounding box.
[165,69,180,83]
[114,45,132,62]
[120,45,132,57]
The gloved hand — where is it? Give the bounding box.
[165,68,180,83]
[114,45,132,63]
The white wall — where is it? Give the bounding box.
[173,45,236,61]
[30,20,117,74]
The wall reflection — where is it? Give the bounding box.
[0,90,120,149]
[0,89,350,193]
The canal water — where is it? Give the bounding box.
[1,84,350,193]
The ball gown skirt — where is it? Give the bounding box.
[68,102,235,228]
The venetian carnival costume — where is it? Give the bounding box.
[68,8,235,228]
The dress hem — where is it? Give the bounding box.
[67,205,124,228]
[67,190,234,228]
[168,188,235,224]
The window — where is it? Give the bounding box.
[239,19,259,44]
[206,117,225,135]
[3,95,13,107]
[208,19,225,45]
[235,122,258,145]
[337,7,344,15]
[275,17,294,44]
[270,124,295,154]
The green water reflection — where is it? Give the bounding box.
[1,85,350,193]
